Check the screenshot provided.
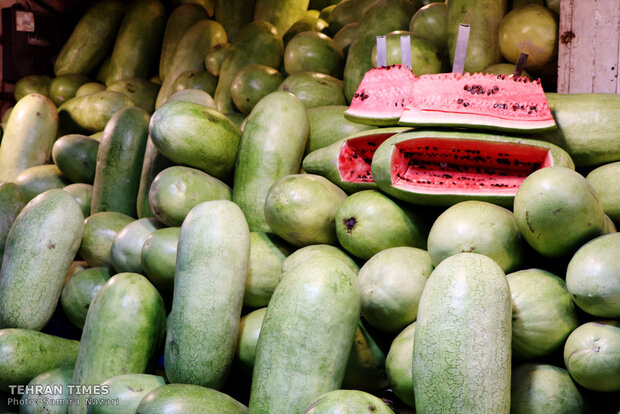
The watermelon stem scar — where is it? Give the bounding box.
[343,217,357,233]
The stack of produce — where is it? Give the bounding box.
[0,0,618,413]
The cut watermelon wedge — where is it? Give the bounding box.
[345,67,557,132]
[399,72,556,132]
[371,129,575,207]
[344,64,418,126]
[302,127,411,193]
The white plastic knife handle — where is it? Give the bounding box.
[400,35,411,70]
[452,24,470,73]
[376,35,387,68]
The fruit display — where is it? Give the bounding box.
[0,0,619,413]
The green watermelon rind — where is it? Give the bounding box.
[371,129,575,208]
[343,109,404,127]
[397,108,558,133]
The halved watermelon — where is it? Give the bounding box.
[371,129,574,207]
[302,127,411,193]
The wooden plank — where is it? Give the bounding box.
[569,0,597,93]
[591,0,620,93]
[557,0,620,94]
[557,0,574,93]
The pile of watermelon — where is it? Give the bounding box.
[0,0,619,413]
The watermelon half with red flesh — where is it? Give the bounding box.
[345,66,556,133]
[371,129,575,207]
[302,127,411,193]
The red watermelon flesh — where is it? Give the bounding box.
[345,64,418,125]
[345,66,556,132]
[337,132,393,183]
[391,138,553,195]
[399,72,556,132]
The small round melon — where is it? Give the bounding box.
[498,4,558,68]
[49,74,91,106]
[79,211,134,268]
[409,2,448,50]
[13,164,71,202]
[52,134,99,184]
[264,174,347,247]
[385,322,416,407]
[427,200,526,273]
[507,268,579,360]
[14,75,51,101]
[566,233,620,318]
[357,247,432,333]
[586,161,620,225]
[284,31,344,78]
[511,363,586,414]
[335,190,428,260]
[61,267,111,329]
[14,165,71,203]
[563,321,620,392]
[277,71,346,108]
[513,167,606,258]
[230,64,284,115]
[235,307,267,376]
[148,166,231,227]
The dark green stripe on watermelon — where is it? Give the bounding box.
[371,129,575,208]
[302,127,411,193]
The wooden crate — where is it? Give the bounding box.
[558,0,620,94]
